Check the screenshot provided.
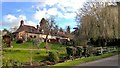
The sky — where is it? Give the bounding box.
[1,0,119,32]
[1,0,87,32]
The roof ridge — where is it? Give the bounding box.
[23,25,36,28]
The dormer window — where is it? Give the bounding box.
[29,29,32,32]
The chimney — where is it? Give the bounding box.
[20,20,24,26]
[36,25,39,30]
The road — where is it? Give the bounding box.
[76,54,119,66]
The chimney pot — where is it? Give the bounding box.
[37,25,39,29]
[20,20,24,26]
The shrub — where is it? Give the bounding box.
[75,46,82,57]
[82,47,92,57]
[48,51,59,63]
[66,47,74,57]
[86,46,95,56]
[93,47,103,56]
[16,39,23,44]
[66,40,75,46]
[27,38,32,42]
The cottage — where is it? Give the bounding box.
[13,20,40,41]
[13,20,72,44]
[13,20,55,42]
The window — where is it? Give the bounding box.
[34,36,36,38]
[30,35,32,38]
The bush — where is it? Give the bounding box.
[48,51,59,63]
[27,38,32,42]
[66,40,74,46]
[86,46,95,56]
[93,47,103,56]
[16,39,23,44]
[66,47,74,57]
[82,47,86,56]
[75,46,82,57]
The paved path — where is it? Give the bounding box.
[76,54,119,66]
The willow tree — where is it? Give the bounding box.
[117,2,120,39]
[75,2,119,46]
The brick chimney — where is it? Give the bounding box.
[20,20,24,26]
[36,25,39,30]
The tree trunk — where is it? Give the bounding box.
[45,34,49,53]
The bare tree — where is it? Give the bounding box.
[52,25,59,36]
[42,17,56,52]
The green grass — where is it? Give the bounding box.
[4,41,119,67]
[11,41,66,51]
[3,49,48,63]
[11,41,39,48]
[3,41,67,64]
[52,48,120,66]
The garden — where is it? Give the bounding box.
[2,41,67,66]
[2,40,120,67]
[2,2,120,67]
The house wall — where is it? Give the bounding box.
[27,33,39,38]
[16,32,70,44]
[15,31,27,41]
[27,33,52,39]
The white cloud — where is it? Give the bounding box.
[4,14,27,22]
[3,14,37,29]
[26,20,36,27]
[32,5,35,8]
[57,12,64,18]
[34,2,47,11]
[47,8,58,16]
[4,14,17,22]
[3,0,117,2]
[3,14,19,28]
[33,0,86,20]
[58,0,79,10]
[44,0,59,6]
[33,9,47,21]
[18,15,27,20]
[2,0,46,2]
[63,12,76,19]
[17,9,22,12]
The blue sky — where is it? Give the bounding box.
[1,0,118,32]
[1,0,86,32]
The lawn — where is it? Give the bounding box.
[3,49,48,62]
[3,41,67,65]
[10,41,66,51]
[3,41,119,67]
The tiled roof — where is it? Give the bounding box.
[15,25,39,34]
[57,32,66,37]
